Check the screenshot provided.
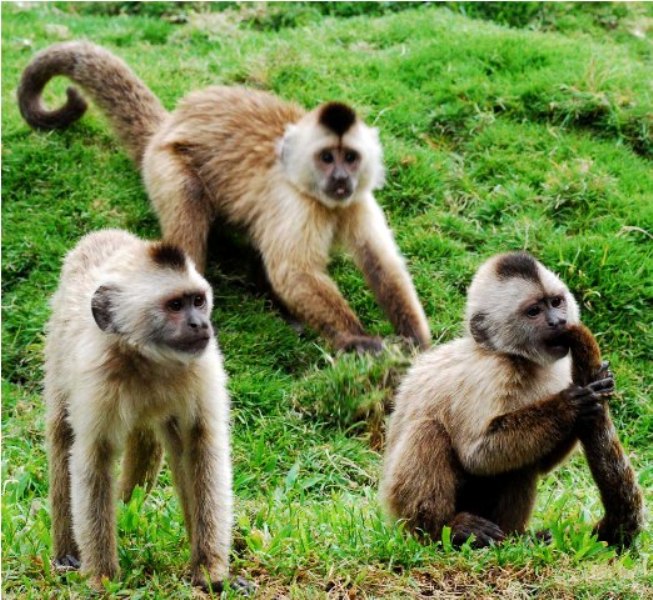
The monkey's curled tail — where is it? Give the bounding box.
[18,41,167,166]
[567,324,645,549]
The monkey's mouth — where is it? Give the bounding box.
[326,182,353,201]
[170,335,210,354]
[544,332,571,357]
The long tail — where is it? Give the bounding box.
[567,324,645,549]
[582,407,645,549]
[17,41,167,166]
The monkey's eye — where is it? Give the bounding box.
[344,150,359,164]
[526,305,541,318]
[550,296,564,308]
[193,294,206,308]
[320,150,334,164]
[167,299,183,312]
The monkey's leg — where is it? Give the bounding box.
[344,200,431,349]
[69,437,119,582]
[143,145,213,273]
[46,403,80,568]
[185,416,232,592]
[266,262,383,353]
[487,469,539,535]
[579,408,644,549]
[119,426,164,502]
[382,419,505,547]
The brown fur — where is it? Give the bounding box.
[47,404,80,565]
[380,253,630,548]
[18,41,431,352]
[18,41,165,165]
[44,229,234,590]
[119,427,164,501]
[566,325,645,549]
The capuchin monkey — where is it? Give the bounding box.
[380,252,644,549]
[44,229,247,592]
[18,41,431,354]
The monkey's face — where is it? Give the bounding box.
[314,146,360,203]
[279,111,385,209]
[92,281,214,360]
[153,291,213,355]
[466,252,580,366]
[518,293,572,362]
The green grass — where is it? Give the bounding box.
[2,2,652,598]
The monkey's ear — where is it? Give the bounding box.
[469,312,493,348]
[277,124,298,163]
[91,285,119,332]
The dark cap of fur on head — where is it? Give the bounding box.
[150,243,186,270]
[495,252,539,282]
[318,102,357,137]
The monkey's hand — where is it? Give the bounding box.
[563,378,614,426]
[335,333,384,355]
[592,360,614,386]
[450,512,506,548]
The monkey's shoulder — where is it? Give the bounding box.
[405,337,505,388]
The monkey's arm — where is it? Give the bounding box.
[185,368,235,592]
[537,435,579,473]
[566,324,644,548]
[456,382,608,476]
[342,197,431,349]
[262,236,383,353]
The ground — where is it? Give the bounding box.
[2,2,652,598]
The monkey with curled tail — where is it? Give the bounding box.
[381,251,644,549]
[18,41,431,354]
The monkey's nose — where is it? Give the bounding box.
[548,317,566,328]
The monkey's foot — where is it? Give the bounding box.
[532,529,553,544]
[336,334,384,355]
[594,516,642,550]
[450,512,506,548]
[229,576,256,596]
[193,574,254,596]
[52,554,81,572]
[84,562,120,591]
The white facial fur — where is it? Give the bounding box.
[278,112,385,209]
[464,253,580,365]
[91,245,213,362]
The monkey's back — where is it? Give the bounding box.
[44,230,141,398]
[145,86,306,226]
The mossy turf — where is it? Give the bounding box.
[2,2,652,598]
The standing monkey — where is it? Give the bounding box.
[44,229,242,592]
[18,41,431,353]
[380,252,644,548]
